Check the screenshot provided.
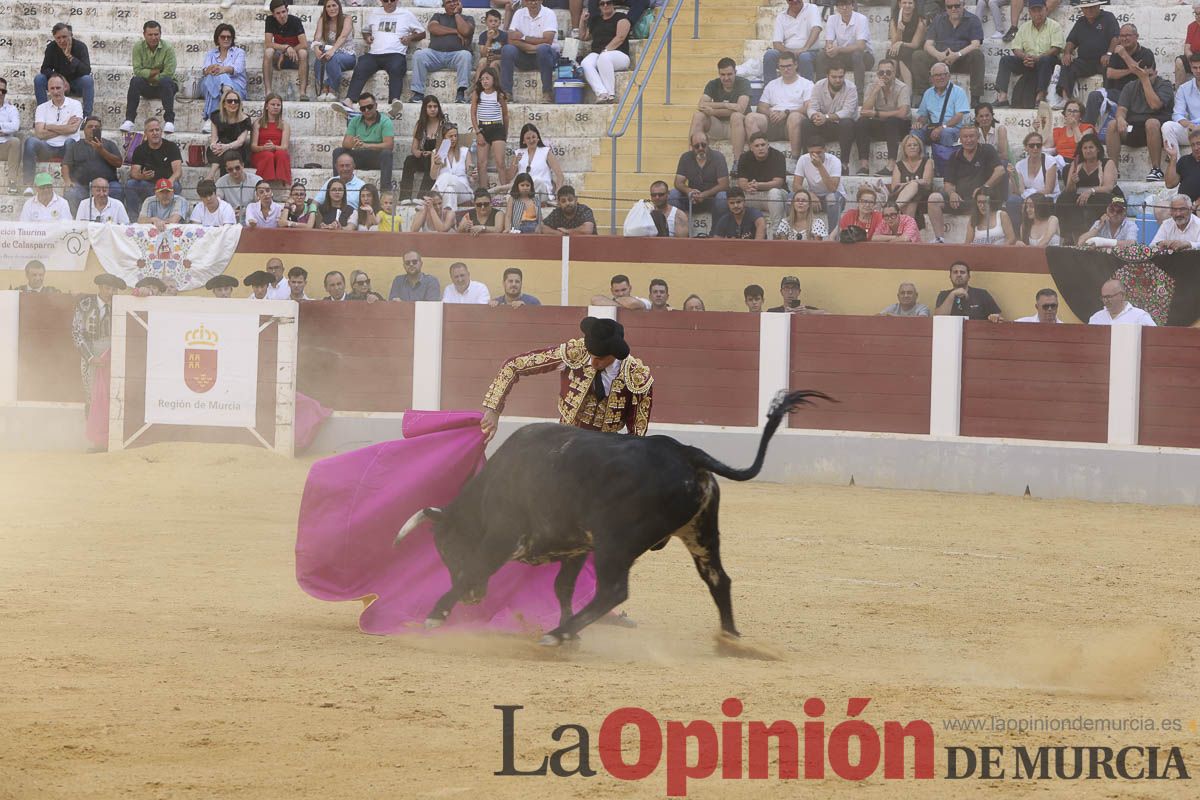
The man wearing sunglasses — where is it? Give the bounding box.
[911,0,984,106]
[1013,289,1063,323]
[388,250,441,301]
[669,131,729,223]
[332,92,395,191]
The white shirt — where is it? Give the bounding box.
[597,357,621,394]
[34,97,84,148]
[773,4,823,51]
[266,280,292,300]
[759,75,813,112]
[20,194,72,222]
[1015,315,1062,323]
[190,198,238,227]
[246,201,285,228]
[824,11,871,52]
[1150,214,1200,248]
[76,197,130,224]
[793,151,844,198]
[1088,303,1156,326]
[366,7,424,55]
[442,280,490,304]
[0,101,19,144]
[510,6,558,45]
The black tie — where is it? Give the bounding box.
[592,369,607,401]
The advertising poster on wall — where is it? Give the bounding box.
[144,311,260,428]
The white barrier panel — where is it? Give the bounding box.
[0,291,17,404]
[144,311,260,428]
[0,222,90,271]
[109,296,298,455]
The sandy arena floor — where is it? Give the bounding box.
[1,443,1197,799]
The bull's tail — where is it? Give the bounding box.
[685,390,834,481]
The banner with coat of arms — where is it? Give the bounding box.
[87,223,242,292]
[144,311,260,428]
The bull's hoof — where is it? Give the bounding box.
[597,610,637,629]
[538,632,580,648]
[424,617,445,630]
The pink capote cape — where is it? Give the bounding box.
[294,410,597,635]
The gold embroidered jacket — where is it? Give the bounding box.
[482,337,654,436]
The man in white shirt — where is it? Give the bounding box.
[20,172,71,221]
[265,257,292,300]
[1014,288,1063,322]
[75,177,129,224]
[1088,279,1156,326]
[764,0,823,82]
[0,77,22,195]
[819,0,873,95]
[442,261,490,304]
[23,73,82,191]
[745,51,813,159]
[590,273,652,310]
[189,179,237,226]
[1162,54,1200,159]
[245,179,285,228]
[336,0,423,116]
[792,140,845,232]
[500,0,558,104]
[1150,194,1200,250]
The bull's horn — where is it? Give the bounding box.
[394,509,429,546]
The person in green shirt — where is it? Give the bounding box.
[122,20,178,134]
[992,0,1063,108]
[332,91,396,188]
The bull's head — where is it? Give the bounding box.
[395,507,485,601]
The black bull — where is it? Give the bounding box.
[395,390,831,646]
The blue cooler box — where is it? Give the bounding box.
[554,80,585,103]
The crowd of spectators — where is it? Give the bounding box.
[6,0,1200,257]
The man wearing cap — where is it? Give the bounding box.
[1054,0,1119,110]
[71,273,126,417]
[992,0,1062,109]
[768,275,828,313]
[14,260,59,294]
[206,275,239,298]
[19,173,71,222]
[125,118,182,219]
[244,270,273,300]
[1013,288,1062,323]
[480,316,654,443]
[1078,197,1138,246]
[138,178,188,228]
[1105,59,1173,177]
[1089,279,1155,326]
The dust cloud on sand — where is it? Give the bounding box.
[1,446,1197,799]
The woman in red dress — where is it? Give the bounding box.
[250,92,292,186]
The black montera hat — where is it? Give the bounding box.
[580,316,630,360]
[94,274,127,289]
[206,275,240,290]
[243,270,273,287]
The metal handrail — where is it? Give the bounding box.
[605,0,698,233]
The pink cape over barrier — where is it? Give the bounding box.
[294,410,597,635]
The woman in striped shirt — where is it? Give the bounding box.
[471,68,509,190]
